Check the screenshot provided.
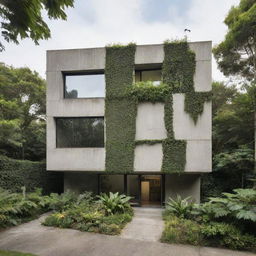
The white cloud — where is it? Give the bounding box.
[0,0,240,80]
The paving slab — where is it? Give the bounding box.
[120,207,164,241]
[0,212,255,256]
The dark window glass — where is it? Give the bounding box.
[56,117,104,148]
[64,73,105,98]
[135,69,161,85]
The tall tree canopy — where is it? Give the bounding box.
[213,0,256,176]
[0,63,46,161]
[213,0,256,80]
[0,0,74,51]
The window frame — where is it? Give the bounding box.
[55,116,105,148]
[134,68,162,83]
[63,70,105,99]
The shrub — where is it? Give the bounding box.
[207,189,256,222]
[165,195,194,218]
[0,187,47,228]
[161,216,256,252]
[97,192,132,215]
[0,155,63,194]
[43,191,133,235]
[201,222,256,251]
[161,215,202,246]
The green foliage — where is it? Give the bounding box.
[162,138,186,173]
[161,215,202,246]
[105,41,211,173]
[201,222,256,251]
[192,189,256,226]
[165,195,194,218]
[184,91,212,123]
[135,140,163,146]
[0,63,46,161]
[163,189,256,252]
[0,0,74,51]
[0,155,62,194]
[213,0,256,80]
[162,215,256,251]
[212,82,254,155]
[0,187,48,228]
[97,192,132,215]
[43,191,133,235]
[202,81,255,200]
[105,44,137,173]
[127,81,169,102]
[0,250,37,256]
[207,189,256,222]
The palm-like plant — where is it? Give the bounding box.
[166,195,194,218]
[98,192,132,215]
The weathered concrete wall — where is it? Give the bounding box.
[135,103,167,140]
[47,41,212,173]
[165,174,201,203]
[46,48,105,171]
[134,144,163,172]
[173,93,212,173]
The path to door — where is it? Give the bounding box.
[120,207,164,241]
[0,212,255,256]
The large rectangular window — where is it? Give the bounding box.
[56,117,104,148]
[64,73,105,98]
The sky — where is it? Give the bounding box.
[0,0,240,81]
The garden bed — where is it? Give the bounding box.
[161,189,256,252]
[42,192,133,235]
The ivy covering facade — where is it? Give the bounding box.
[105,41,211,173]
[105,44,137,173]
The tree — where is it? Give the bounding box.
[202,81,255,200]
[0,63,46,161]
[213,0,256,173]
[212,81,254,155]
[0,0,74,51]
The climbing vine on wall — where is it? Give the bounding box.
[105,44,137,173]
[105,40,211,173]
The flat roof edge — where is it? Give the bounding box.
[46,40,212,53]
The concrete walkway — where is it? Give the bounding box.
[0,213,255,256]
[120,207,164,241]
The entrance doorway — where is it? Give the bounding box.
[140,175,161,206]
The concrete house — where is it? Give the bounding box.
[46,41,212,206]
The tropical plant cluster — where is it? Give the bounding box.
[0,187,70,228]
[162,189,256,252]
[43,192,133,235]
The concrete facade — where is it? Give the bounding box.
[47,41,212,203]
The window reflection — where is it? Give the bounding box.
[64,73,105,98]
[56,117,104,148]
[135,69,162,85]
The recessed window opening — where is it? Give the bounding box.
[56,117,104,148]
[64,72,105,98]
[135,69,162,86]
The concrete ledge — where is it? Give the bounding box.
[47,148,105,171]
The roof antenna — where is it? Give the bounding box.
[184,28,191,40]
